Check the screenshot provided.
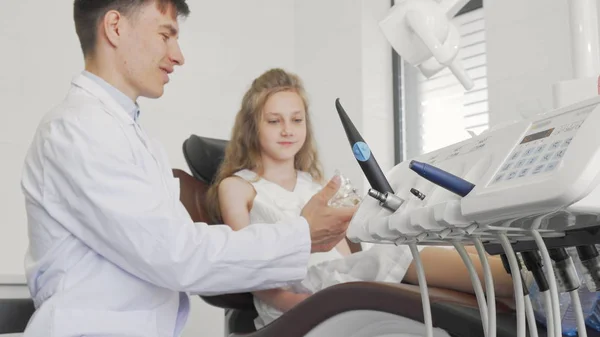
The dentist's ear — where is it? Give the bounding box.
[103,10,124,49]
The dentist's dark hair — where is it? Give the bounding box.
[73,0,190,57]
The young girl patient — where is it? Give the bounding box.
[206,68,515,329]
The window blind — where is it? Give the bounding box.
[405,7,488,157]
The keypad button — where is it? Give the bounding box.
[511,151,521,160]
[563,137,573,147]
[524,147,535,156]
[507,171,518,180]
[541,152,554,162]
[518,168,530,177]
[494,174,505,183]
[555,149,566,159]
[550,141,562,150]
[515,159,527,168]
[532,164,545,175]
[545,161,559,172]
[501,163,512,171]
[535,145,546,154]
[526,156,538,166]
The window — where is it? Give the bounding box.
[393,0,487,163]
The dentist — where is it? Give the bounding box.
[20,1,355,336]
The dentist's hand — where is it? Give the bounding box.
[301,175,358,253]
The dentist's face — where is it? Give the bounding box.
[116,2,185,99]
[258,91,307,163]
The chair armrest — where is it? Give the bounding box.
[229,281,514,337]
[201,293,256,311]
[0,298,35,334]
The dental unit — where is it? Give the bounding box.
[341,0,600,336]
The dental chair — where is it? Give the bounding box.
[175,134,531,337]
[0,298,35,335]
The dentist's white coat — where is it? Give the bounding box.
[20,73,311,336]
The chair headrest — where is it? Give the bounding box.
[182,135,228,184]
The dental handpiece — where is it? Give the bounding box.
[576,245,600,291]
[500,254,530,296]
[335,98,394,194]
[522,251,549,292]
[548,248,580,292]
[409,160,475,197]
[368,189,404,212]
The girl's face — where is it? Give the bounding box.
[258,91,307,164]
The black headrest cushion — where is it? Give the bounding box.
[182,135,229,184]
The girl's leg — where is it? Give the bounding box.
[403,247,514,298]
[464,245,479,255]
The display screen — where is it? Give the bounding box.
[520,128,554,144]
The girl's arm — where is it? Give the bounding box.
[218,177,311,312]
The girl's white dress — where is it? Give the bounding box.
[233,169,416,329]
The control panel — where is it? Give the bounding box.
[490,104,593,185]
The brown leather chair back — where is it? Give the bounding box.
[173,168,255,310]
[173,169,210,223]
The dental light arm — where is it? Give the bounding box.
[380,0,600,104]
[379,0,474,90]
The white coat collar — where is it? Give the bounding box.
[71,72,137,126]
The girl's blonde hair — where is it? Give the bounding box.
[205,68,323,223]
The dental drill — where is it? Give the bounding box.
[522,251,554,337]
[577,245,600,292]
[500,254,538,337]
[549,248,588,337]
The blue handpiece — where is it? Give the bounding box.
[409,160,475,197]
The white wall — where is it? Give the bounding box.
[294,0,394,193]
[360,0,396,180]
[484,0,589,126]
[0,0,393,335]
[294,0,364,191]
[0,0,84,285]
[140,0,297,173]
